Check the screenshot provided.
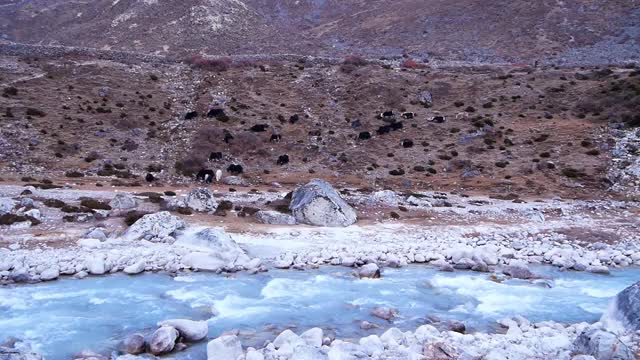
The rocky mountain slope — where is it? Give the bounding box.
[1,0,639,64]
[1,53,638,198]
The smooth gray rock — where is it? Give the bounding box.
[124,212,185,241]
[85,228,108,241]
[109,194,137,210]
[186,188,217,212]
[371,306,397,321]
[158,319,208,341]
[289,179,357,227]
[123,333,146,355]
[149,326,179,355]
[573,327,634,360]
[417,90,433,107]
[255,210,297,225]
[502,265,541,280]
[0,198,16,215]
[357,263,381,278]
[222,176,248,187]
[611,281,640,331]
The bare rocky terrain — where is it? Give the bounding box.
[1,0,639,65]
[0,53,639,200]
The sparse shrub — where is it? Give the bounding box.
[80,198,112,210]
[175,156,205,177]
[145,164,163,173]
[124,211,148,226]
[400,58,424,69]
[561,167,585,178]
[84,151,100,163]
[43,198,66,208]
[176,207,192,215]
[2,86,18,97]
[26,108,46,117]
[343,55,368,67]
[0,214,40,226]
[64,170,84,178]
[185,55,231,72]
[340,55,368,73]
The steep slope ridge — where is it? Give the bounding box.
[0,0,638,63]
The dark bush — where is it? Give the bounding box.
[26,108,46,117]
[84,151,100,163]
[80,198,112,210]
[43,198,66,208]
[0,214,40,226]
[561,167,585,178]
[124,211,148,226]
[175,156,205,177]
[177,207,192,215]
[214,200,234,216]
[185,55,231,72]
[65,170,85,178]
[3,86,18,96]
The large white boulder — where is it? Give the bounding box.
[123,261,146,275]
[359,335,384,356]
[186,188,217,212]
[124,212,185,241]
[289,179,357,227]
[273,329,301,349]
[158,319,208,341]
[207,335,243,360]
[39,266,60,281]
[86,255,106,275]
[300,328,323,348]
[176,228,249,270]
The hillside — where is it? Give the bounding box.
[1,53,639,199]
[0,0,639,65]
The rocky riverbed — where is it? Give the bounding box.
[1,180,639,359]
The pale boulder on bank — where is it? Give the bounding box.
[289,179,357,227]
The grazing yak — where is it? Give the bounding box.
[270,133,282,142]
[227,164,243,174]
[277,154,290,165]
[196,169,215,183]
[185,111,198,120]
[209,152,223,161]
[249,124,269,132]
[431,116,446,123]
[358,131,371,140]
[207,108,229,122]
[401,112,415,119]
